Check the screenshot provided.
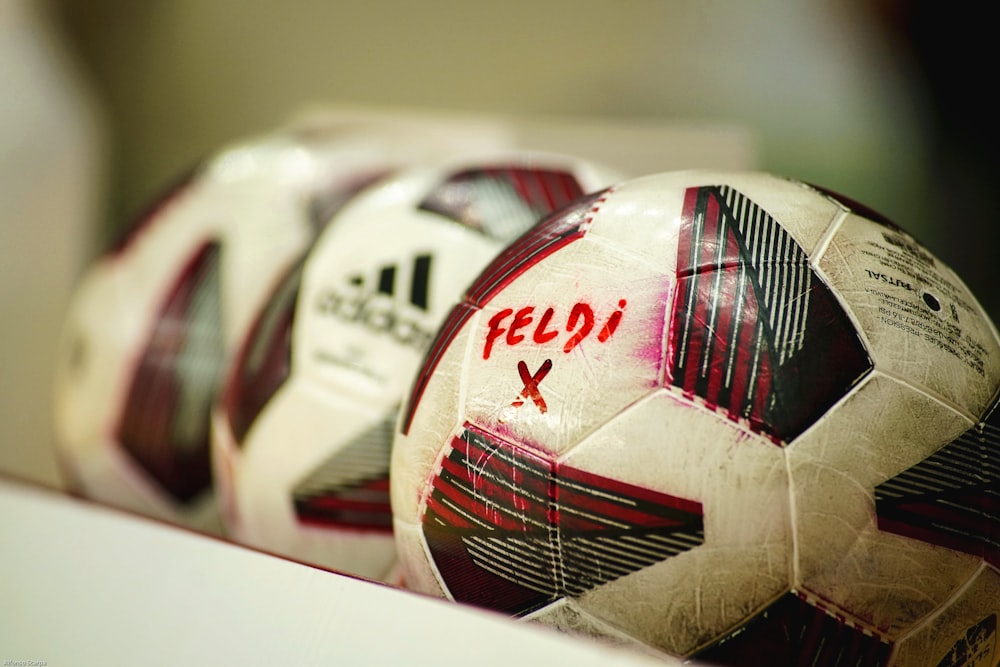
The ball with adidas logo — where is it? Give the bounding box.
[210,149,623,582]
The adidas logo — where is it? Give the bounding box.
[315,253,437,349]
[348,253,432,311]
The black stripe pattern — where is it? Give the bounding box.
[423,425,704,615]
[875,401,1000,567]
[670,185,872,444]
[291,410,396,531]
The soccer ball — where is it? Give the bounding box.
[211,150,622,582]
[390,170,1000,664]
[52,116,486,532]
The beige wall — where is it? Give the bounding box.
[49,0,930,243]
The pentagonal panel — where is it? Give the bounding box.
[585,173,873,445]
[524,599,658,656]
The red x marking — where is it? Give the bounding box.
[511,359,553,413]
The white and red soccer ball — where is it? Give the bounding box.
[211,150,623,581]
[51,117,498,531]
[390,170,1000,665]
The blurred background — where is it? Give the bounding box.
[1,0,995,486]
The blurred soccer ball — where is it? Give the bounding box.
[212,151,622,581]
[51,117,489,531]
[391,170,1000,664]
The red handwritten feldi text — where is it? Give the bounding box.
[482,299,626,360]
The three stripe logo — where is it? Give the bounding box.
[347,253,433,312]
[315,252,438,350]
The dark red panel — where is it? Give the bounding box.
[117,241,223,504]
[668,185,873,444]
[694,592,892,667]
[223,259,303,446]
[422,424,704,615]
[418,166,588,242]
